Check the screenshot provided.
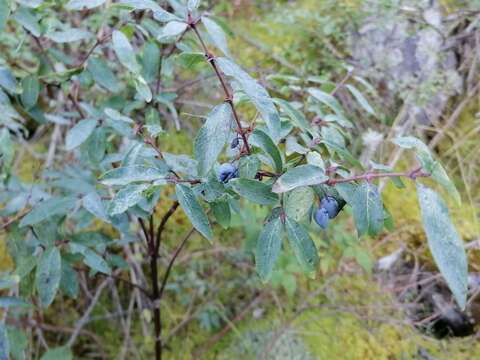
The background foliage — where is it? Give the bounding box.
[1,0,480,359]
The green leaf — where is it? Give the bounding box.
[21,74,39,109]
[216,58,281,142]
[0,66,17,94]
[238,155,260,179]
[176,52,205,69]
[416,183,468,309]
[158,21,188,41]
[141,41,160,82]
[285,136,308,156]
[69,243,112,275]
[211,200,231,229]
[40,347,73,360]
[194,103,233,176]
[14,255,36,278]
[109,184,149,216]
[430,162,461,205]
[285,186,314,221]
[0,323,8,360]
[249,129,282,173]
[7,327,28,360]
[65,119,97,151]
[163,153,197,176]
[12,7,40,37]
[19,197,76,227]
[188,0,200,10]
[83,248,111,275]
[82,127,106,164]
[39,67,83,85]
[104,108,134,123]
[230,178,278,205]
[35,247,62,308]
[87,57,121,93]
[112,30,141,74]
[284,217,319,275]
[46,29,92,43]
[0,128,14,177]
[393,136,460,204]
[82,192,109,222]
[272,165,328,193]
[202,16,230,57]
[118,0,178,22]
[343,181,383,237]
[60,260,79,298]
[321,126,345,148]
[307,88,343,115]
[134,75,152,102]
[345,84,375,116]
[354,247,373,272]
[17,0,44,8]
[0,297,31,308]
[384,207,395,231]
[306,151,325,170]
[176,184,213,241]
[66,0,105,10]
[0,67,17,94]
[273,98,311,132]
[392,136,434,171]
[100,165,166,186]
[0,277,17,292]
[0,0,10,33]
[255,217,283,282]
[322,139,363,169]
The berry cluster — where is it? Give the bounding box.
[314,196,341,229]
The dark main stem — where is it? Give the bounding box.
[142,215,163,360]
[150,250,162,360]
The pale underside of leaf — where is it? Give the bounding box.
[272,165,328,193]
[417,183,468,309]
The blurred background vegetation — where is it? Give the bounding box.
[1,0,480,358]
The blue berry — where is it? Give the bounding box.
[231,137,240,149]
[320,196,340,219]
[217,163,238,183]
[314,207,329,229]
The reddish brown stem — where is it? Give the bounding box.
[325,166,429,186]
[189,23,251,155]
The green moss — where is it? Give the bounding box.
[0,236,13,272]
[211,275,480,360]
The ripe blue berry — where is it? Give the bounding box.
[320,196,340,219]
[217,163,238,183]
[231,137,240,149]
[314,207,329,229]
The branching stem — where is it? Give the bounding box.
[189,20,251,155]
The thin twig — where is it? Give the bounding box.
[158,227,196,300]
[325,166,428,186]
[66,277,111,347]
[193,293,265,359]
[155,201,180,254]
